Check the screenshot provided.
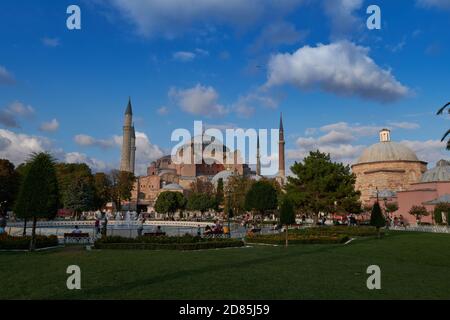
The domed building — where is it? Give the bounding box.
[351,129,428,205]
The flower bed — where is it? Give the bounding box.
[0,235,59,250]
[246,233,349,245]
[94,235,244,250]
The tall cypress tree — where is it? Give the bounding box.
[14,153,59,250]
[370,202,385,239]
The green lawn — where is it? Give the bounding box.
[1,231,450,299]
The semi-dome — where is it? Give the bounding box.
[211,170,235,186]
[162,183,183,191]
[356,129,420,164]
[420,160,450,183]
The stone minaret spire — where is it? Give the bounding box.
[278,112,286,183]
[130,124,136,174]
[120,97,133,172]
[256,134,261,176]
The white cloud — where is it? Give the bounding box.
[74,134,116,149]
[266,41,410,103]
[6,101,34,116]
[157,106,169,115]
[387,122,420,130]
[249,21,308,52]
[0,101,35,128]
[134,131,164,175]
[232,91,279,118]
[401,139,448,165]
[0,65,15,85]
[64,152,113,172]
[101,0,305,38]
[169,84,228,117]
[0,129,52,165]
[417,0,450,10]
[173,51,196,62]
[42,37,60,47]
[40,119,59,132]
[290,121,425,165]
[323,0,363,39]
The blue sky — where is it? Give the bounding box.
[0,0,449,175]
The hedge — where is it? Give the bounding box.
[246,234,349,245]
[0,235,59,250]
[94,235,244,250]
[290,226,382,237]
[95,240,244,251]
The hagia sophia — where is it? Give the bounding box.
[119,99,449,225]
[119,99,286,213]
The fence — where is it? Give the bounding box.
[390,225,450,234]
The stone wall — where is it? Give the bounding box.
[352,160,427,204]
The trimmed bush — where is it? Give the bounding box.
[246,233,349,245]
[95,240,244,251]
[0,235,58,250]
[290,226,382,237]
[245,226,381,245]
[94,235,244,250]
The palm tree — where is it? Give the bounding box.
[437,102,450,150]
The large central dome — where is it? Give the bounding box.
[356,129,419,164]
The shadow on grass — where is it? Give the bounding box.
[63,243,355,299]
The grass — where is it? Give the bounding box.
[1,231,450,299]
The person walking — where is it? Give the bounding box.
[137,218,145,237]
[0,215,6,235]
[94,218,100,237]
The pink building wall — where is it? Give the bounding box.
[396,182,450,225]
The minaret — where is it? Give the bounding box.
[256,134,261,176]
[130,125,136,174]
[120,98,133,172]
[278,113,286,183]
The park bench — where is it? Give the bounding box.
[203,230,226,238]
[143,232,166,237]
[64,233,91,244]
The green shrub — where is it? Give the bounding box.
[94,240,244,250]
[94,235,244,250]
[0,235,58,250]
[246,233,349,245]
[290,226,381,237]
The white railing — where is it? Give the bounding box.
[390,225,450,234]
[7,220,211,228]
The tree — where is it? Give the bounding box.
[215,178,224,208]
[154,191,186,217]
[110,170,135,211]
[285,151,361,223]
[384,202,399,216]
[187,193,216,217]
[224,174,253,217]
[245,180,278,220]
[0,159,20,216]
[436,102,450,150]
[93,172,112,210]
[433,203,450,225]
[15,162,32,235]
[56,163,94,209]
[14,153,59,250]
[409,205,430,224]
[370,202,385,238]
[64,177,94,218]
[190,178,214,195]
[279,198,296,247]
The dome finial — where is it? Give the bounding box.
[379,128,391,142]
